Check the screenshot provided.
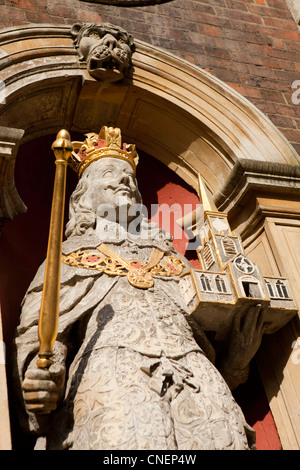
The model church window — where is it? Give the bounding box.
[222,237,237,257]
[241,280,261,298]
[202,244,214,269]
[215,275,227,293]
[200,274,212,292]
[276,280,289,299]
[266,280,275,298]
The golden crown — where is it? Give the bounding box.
[69,126,139,178]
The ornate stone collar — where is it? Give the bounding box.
[62,243,185,289]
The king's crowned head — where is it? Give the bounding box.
[69,126,139,178]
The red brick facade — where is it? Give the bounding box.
[0,0,300,153]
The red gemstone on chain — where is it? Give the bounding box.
[86,255,100,263]
[131,262,142,268]
[168,264,176,271]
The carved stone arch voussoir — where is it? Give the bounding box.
[0,23,299,224]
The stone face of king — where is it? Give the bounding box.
[13,127,255,450]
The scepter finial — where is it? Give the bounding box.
[52,129,73,152]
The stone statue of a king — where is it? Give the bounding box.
[13,126,256,450]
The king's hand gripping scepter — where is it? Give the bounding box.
[36,130,73,369]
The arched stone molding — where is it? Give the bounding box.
[0,23,299,224]
[0,126,25,223]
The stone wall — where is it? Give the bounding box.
[0,0,299,153]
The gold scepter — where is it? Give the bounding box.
[36,130,73,369]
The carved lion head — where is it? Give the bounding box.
[71,22,135,83]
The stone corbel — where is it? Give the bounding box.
[177,158,300,243]
[0,126,26,226]
[215,158,300,206]
[214,159,300,242]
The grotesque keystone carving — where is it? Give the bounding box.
[71,22,135,83]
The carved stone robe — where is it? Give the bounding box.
[13,227,255,450]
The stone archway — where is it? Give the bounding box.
[1,23,300,450]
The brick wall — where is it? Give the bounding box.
[0,0,300,154]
